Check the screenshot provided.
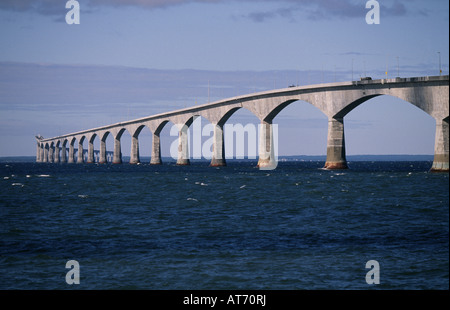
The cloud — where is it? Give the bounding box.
[0,0,427,22]
[300,0,364,20]
[246,6,295,23]
[241,0,410,23]
[0,0,63,16]
[0,0,219,15]
[382,0,407,17]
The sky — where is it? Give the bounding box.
[0,0,448,158]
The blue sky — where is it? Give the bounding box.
[0,0,448,157]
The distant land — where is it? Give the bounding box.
[0,155,434,163]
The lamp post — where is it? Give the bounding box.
[438,52,442,76]
[396,56,399,77]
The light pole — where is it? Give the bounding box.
[396,56,399,77]
[438,52,442,76]
[351,58,354,81]
[385,54,388,79]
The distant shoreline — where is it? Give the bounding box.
[0,155,434,163]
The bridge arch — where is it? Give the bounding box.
[215,105,258,126]
[129,123,153,164]
[117,127,134,164]
[146,120,171,165]
[148,116,200,165]
[107,127,132,164]
[262,99,301,123]
[332,85,448,120]
[127,124,151,164]
[151,120,169,136]
[268,99,329,157]
[331,92,442,120]
[131,124,147,139]
[187,115,216,161]
[220,106,261,163]
[344,94,436,159]
[196,105,261,166]
[333,95,381,119]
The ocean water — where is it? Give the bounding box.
[0,159,448,290]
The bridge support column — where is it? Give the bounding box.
[151,133,162,165]
[113,137,122,164]
[48,146,54,163]
[130,135,140,164]
[54,145,60,163]
[431,117,449,172]
[99,140,107,164]
[68,144,74,163]
[39,145,44,163]
[324,117,348,170]
[176,125,190,165]
[77,142,84,164]
[257,120,277,170]
[43,146,48,163]
[36,143,41,162]
[87,140,94,163]
[210,124,226,167]
[61,145,67,163]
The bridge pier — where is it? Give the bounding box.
[324,117,348,170]
[113,137,122,164]
[77,141,84,164]
[210,124,226,167]
[99,140,107,163]
[43,145,48,163]
[176,125,190,165]
[68,143,75,163]
[130,135,140,164]
[151,133,162,165]
[61,145,67,163]
[54,145,60,163]
[48,146,54,163]
[431,117,449,172]
[87,140,95,163]
[36,143,41,162]
[257,120,277,170]
[39,145,44,163]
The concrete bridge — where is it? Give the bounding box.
[36,75,449,172]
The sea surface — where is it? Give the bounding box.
[0,158,448,290]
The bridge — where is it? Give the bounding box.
[36,75,449,172]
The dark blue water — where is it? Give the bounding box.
[0,160,448,289]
